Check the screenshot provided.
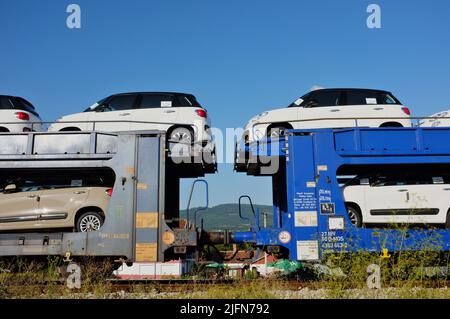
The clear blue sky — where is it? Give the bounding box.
[1,0,450,207]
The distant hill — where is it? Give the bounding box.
[180,203,273,231]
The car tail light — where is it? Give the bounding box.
[106,188,113,197]
[195,109,207,118]
[402,107,411,116]
[15,112,30,121]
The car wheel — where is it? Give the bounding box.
[169,127,194,144]
[346,205,362,227]
[76,211,104,232]
[268,126,288,138]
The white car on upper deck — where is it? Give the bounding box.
[48,92,212,145]
[0,95,43,132]
[242,88,412,145]
[418,110,450,127]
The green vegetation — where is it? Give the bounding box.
[180,204,273,230]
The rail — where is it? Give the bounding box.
[247,115,450,141]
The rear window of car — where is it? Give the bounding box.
[11,97,39,115]
[139,94,176,109]
[0,96,14,109]
[0,96,39,116]
[343,90,401,106]
[138,94,200,109]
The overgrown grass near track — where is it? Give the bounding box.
[1,249,450,299]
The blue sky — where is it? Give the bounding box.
[1,0,450,207]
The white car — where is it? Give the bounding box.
[341,173,450,228]
[242,88,412,144]
[418,110,450,127]
[0,95,43,132]
[49,92,212,145]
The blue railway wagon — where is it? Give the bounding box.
[240,127,450,261]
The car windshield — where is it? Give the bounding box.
[84,97,108,112]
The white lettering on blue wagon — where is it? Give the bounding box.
[297,240,319,261]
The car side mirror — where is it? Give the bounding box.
[95,104,108,112]
[4,184,17,193]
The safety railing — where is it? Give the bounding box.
[0,131,119,156]
[241,116,450,146]
[0,119,202,133]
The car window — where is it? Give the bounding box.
[104,95,137,111]
[344,90,401,106]
[177,95,195,106]
[288,93,312,107]
[370,176,404,186]
[1,179,40,192]
[308,90,341,107]
[139,94,175,109]
[0,96,14,109]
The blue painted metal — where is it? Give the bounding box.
[242,127,450,261]
[231,231,257,243]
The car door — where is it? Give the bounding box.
[339,90,391,128]
[37,185,89,228]
[296,90,354,129]
[0,180,41,231]
[130,94,179,132]
[407,176,446,224]
[89,94,136,132]
[362,175,412,224]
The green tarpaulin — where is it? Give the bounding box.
[267,259,303,272]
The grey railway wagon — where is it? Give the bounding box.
[0,131,216,262]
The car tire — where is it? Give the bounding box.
[346,204,362,228]
[169,127,194,144]
[76,211,104,232]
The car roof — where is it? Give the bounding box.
[107,92,196,97]
[0,94,24,99]
[310,88,392,94]
[0,95,35,107]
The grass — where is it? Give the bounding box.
[1,243,450,299]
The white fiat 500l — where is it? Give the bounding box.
[341,173,450,228]
[48,92,212,145]
[243,88,412,144]
[418,110,450,127]
[0,95,43,132]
